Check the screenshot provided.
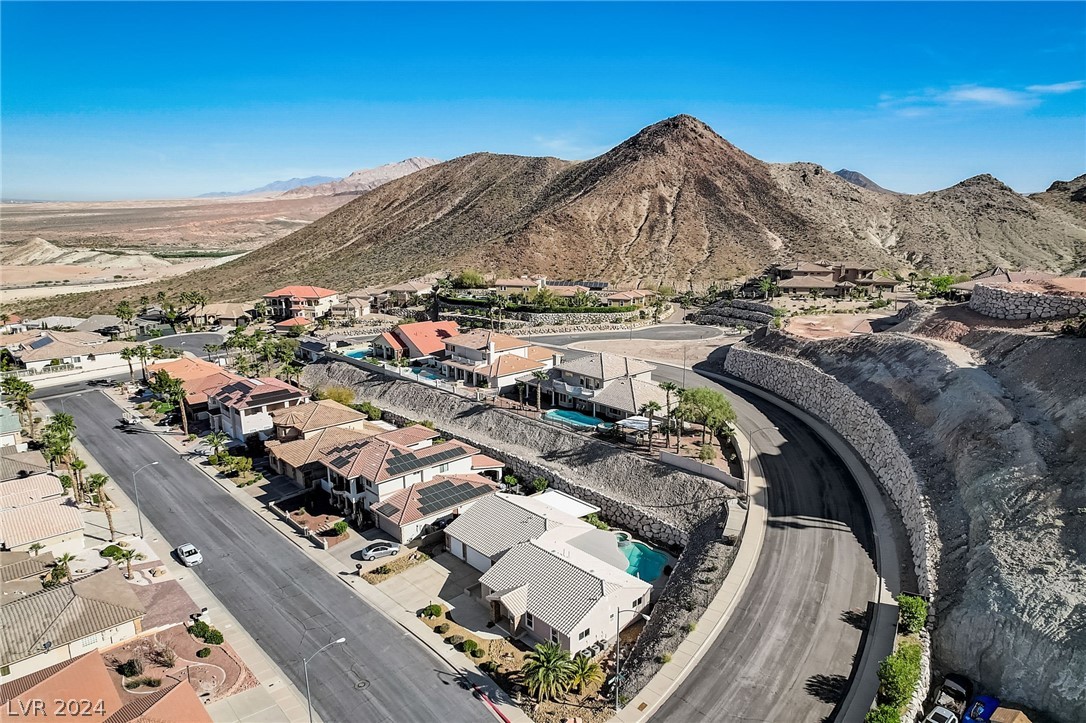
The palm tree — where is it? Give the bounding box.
[203,343,220,362]
[205,431,229,456]
[134,345,151,382]
[531,370,549,411]
[115,548,146,579]
[568,654,604,694]
[70,459,87,496]
[28,542,45,556]
[120,347,137,382]
[52,552,77,584]
[521,643,575,701]
[659,382,680,449]
[86,473,117,541]
[115,301,135,338]
[640,401,662,450]
[5,378,36,437]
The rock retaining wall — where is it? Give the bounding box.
[696,299,775,327]
[969,282,1085,320]
[722,343,937,596]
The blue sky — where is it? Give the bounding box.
[2,1,1084,200]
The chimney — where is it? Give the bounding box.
[487,340,496,359]
[552,352,563,367]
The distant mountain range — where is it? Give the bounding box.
[197,176,338,198]
[20,115,1086,314]
[197,158,442,199]
[834,169,899,195]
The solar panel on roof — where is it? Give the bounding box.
[29,338,54,349]
[416,480,493,515]
[374,503,398,516]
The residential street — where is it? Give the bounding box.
[50,391,490,723]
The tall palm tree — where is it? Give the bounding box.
[134,345,151,382]
[640,401,662,450]
[521,643,575,701]
[659,382,680,449]
[52,552,77,584]
[531,370,549,411]
[568,654,604,694]
[70,459,87,497]
[115,301,135,338]
[203,343,220,362]
[120,347,137,382]
[115,548,146,579]
[86,473,117,541]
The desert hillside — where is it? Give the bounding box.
[12,115,1086,316]
[1031,174,1086,225]
[280,157,442,198]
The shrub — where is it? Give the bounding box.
[100,545,124,560]
[531,477,549,493]
[59,474,73,490]
[865,705,901,723]
[419,420,436,430]
[229,456,252,477]
[480,661,498,673]
[657,653,672,664]
[373,564,392,575]
[188,620,210,639]
[876,641,923,710]
[699,444,717,463]
[897,594,928,635]
[434,623,449,635]
[196,647,211,658]
[355,401,383,421]
[446,635,464,647]
[461,639,478,653]
[470,648,485,659]
[316,386,355,406]
[421,604,442,619]
[502,474,519,488]
[333,521,349,536]
[117,658,143,677]
[584,513,608,530]
[683,622,697,633]
[152,644,176,667]
[203,628,225,645]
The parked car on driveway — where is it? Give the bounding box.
[176,543,203,566]
[359,541,400,561]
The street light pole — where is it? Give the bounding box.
[304,637,346,723]
[131,461,159,538]
[614,608,649,712]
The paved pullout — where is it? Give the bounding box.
[54,391,488,723]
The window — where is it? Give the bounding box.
[632,596,644,607]
[438,463,450,473]
[524,612,534,629]
[81,633,99,648]
[578,629,590,641]
[550,629,560,644]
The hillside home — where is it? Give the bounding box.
[147,357,243,420]
[372,320,459,361]
[0,473,84,555]
[329,296,371,321]
[269,399,369,442]
[384,280,434,304]
[523,352,667,420]
[604,289,656,307]
[0,567,145,680]
[318,425,496,522]
[208,378,309,444]
[267,426,375,489]
[493,276,546,295]
[543,285,592,300]
[949,267,1058,296]
[190,302,253,328]
[1,314,27,334]
[371,473,500,543]
[1,651,212,722]
[0,330,140,374]
[263,285,340,321]
[440,329,561,391]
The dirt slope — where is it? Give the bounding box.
[1030,174,1086,225]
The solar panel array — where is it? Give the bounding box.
[383,445,465,478]
[29,337,54,350]
[249,388,302,406]
[374,501,399,517]
[416,479,494,516]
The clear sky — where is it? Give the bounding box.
[2,1,1084,200]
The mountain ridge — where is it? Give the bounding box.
[834,169,899,195]
[280,157,441,198]
[197,175,338,198]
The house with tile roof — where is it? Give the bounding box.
[187,302,253,328]
[267,426,377,489]
[147,357,243,419]
[439,330,561,391]
[604,289,656,307]
[263,285,340,322]
[0,331,140,374]
[208,377,309,444]
[0,567,145,680]
[269,399,369,442]
[1,405,23,450]
[479,537,651,655]
[318,425,485,523]
[372,473,500,542]
[0,447,50,482]
[0,474,83,556]
[383,279,434,304]
[372,321,459,361]
[1,550,56,602]
[2,314,28,335]
[522,351,669,421]
[492,276,546,295]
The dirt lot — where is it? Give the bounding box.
[570,333,738,367]
[785,313,886,339]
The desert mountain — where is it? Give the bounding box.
[19,115,1086,314]
[0,236,171,269]
[1029,174,1086,225]
[834,169,899,195]
[198,175,338,198]
[280,158,441,198]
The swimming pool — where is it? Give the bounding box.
[620,541,669,581]
[343,349,370,359]
[413,369,443,382]
[545,409,607,429]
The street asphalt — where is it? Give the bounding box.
[52,391,490,723]
[154,331,226,352]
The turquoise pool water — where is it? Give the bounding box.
[545,409,606,429]
[621,541,668,581]
[344,349,370,359]
[413,369,443,381]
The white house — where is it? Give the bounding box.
[0,330,139,374]
[440,330,561,391]
[208,378,309,444]
[522,352,670,420]
[0,473,84,556]
[262,285,340,321]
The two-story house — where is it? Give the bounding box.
[208,378,309,444]
[318,425,482,521]
[523,352,669,421]
[262,285,340,321]
[440,330,560,391]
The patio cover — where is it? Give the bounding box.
[615,415,662,433]
[534,489,600,518]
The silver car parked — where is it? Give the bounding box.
[359,542,400,561]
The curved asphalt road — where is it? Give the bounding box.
[154,331,225,353]
[52,391,489,723]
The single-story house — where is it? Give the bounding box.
[776,276,840,295]
[0,331,140,374]
[1,314,28,335]
[273,317,313,334]
[384,280,434,304]
[0,567,145,680]
[373,321,459,361]
[604,289,656,307]
[0,406,23,450]
[190,302,253,328]
[1,550,56,600]
[493,276,546,295]
[0,447,50,482]
[0,473,83,555]
[371,473,500,543]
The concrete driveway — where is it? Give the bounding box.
[377,552,481,618]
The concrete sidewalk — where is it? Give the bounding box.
[58,412,312,723]
[91,389,532,723]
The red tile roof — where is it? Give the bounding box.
[373,474,499,526]
[1,652,122,720]
[212,378,307,410]
[376,330,406,351]
[273,317,313,328]
[264,285,338,299]
[471,453,504,470]
[374,425,440,447]
[394,321,460,356]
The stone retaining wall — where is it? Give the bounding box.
[437,301,653,327]
[722,343,937,596]
[696,299,775,327]
[969,282,1085,320]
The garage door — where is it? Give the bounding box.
[449,538,464,560]
[465,546,492,573]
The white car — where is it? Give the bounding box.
[176,543,203,566]
[923,707,959,723]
